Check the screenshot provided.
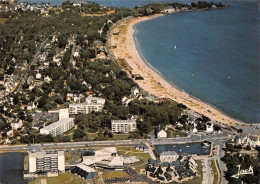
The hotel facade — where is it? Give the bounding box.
[29,151,65,173]
[111,119,137,133]
[69,97,105,114]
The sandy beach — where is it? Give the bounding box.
[110,15,249,128]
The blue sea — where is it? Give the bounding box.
[134,1,260,123]
[19,0,260,123]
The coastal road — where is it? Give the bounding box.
[0,132,231,152]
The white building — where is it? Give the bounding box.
[157,129,167,138]
[191,122,198,133]
[29,151,65,173]
[40,118,74,137]
[160,151,179,161]
[206,123,214,133]
[111,119,136,133]
[69,97,105,114]
[11,119,23,130]
[59,108,69,120]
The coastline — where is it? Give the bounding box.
[109,14,251,128]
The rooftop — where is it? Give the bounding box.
[40,118,73,131]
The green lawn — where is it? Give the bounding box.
[210,160,219,184]
[116,146,151,173]
[29,173,90,184]
[168,130,187,138]
[102,171,129,179]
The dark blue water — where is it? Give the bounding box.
[134,1,260,123]
[154,143,211,155]
[0,153,28,184]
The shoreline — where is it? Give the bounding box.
[109,14,253,128]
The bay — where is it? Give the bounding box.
[134,1,260,123]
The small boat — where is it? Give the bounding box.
[173,146,177,148]
[228,76,231,79]
[174,45,177,49]
[192,74,194,77]
[186,146,190,148]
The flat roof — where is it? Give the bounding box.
[40,118,73,131]
[111,119,136,123]
[30,151,64,158]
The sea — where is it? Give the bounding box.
[133,0,260,124]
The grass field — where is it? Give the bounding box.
[0,18,9,24]
[117,146,151,173]
[102,171,129,179]
[29,173,91,184]
[210,160,219,184]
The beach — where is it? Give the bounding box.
[109,15,251,128]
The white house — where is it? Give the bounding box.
[157,129,167,138]
[11,119,23,130]
[191,122,198,133]
[206,123,214,133]
[36,73,41,80]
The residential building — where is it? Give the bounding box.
[157,129,167,138]
[40,118,74,137]
[59,108,69,120]
[111,119,136,133]
[29,151,65,173]
[69,97,105,114]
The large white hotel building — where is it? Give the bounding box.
[40,118,74,137]
[69,97,105,114]
[29,151,65,173]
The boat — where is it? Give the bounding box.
[173,146,177,148]
[174,45,177,49]
[186,145,190,148]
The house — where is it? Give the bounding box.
[191,122,198,133]
[162,6,175,13]
[11,119,23,130]
[206,123,214,133]
[36,73,42,80]
[157,129,167,138]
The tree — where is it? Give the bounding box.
[107,131,114,138]
[73,129,86,140]
[237,129,243,134]
[63,136,71,142]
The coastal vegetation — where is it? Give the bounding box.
[222,145,259,184]
[0,0,225,147]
